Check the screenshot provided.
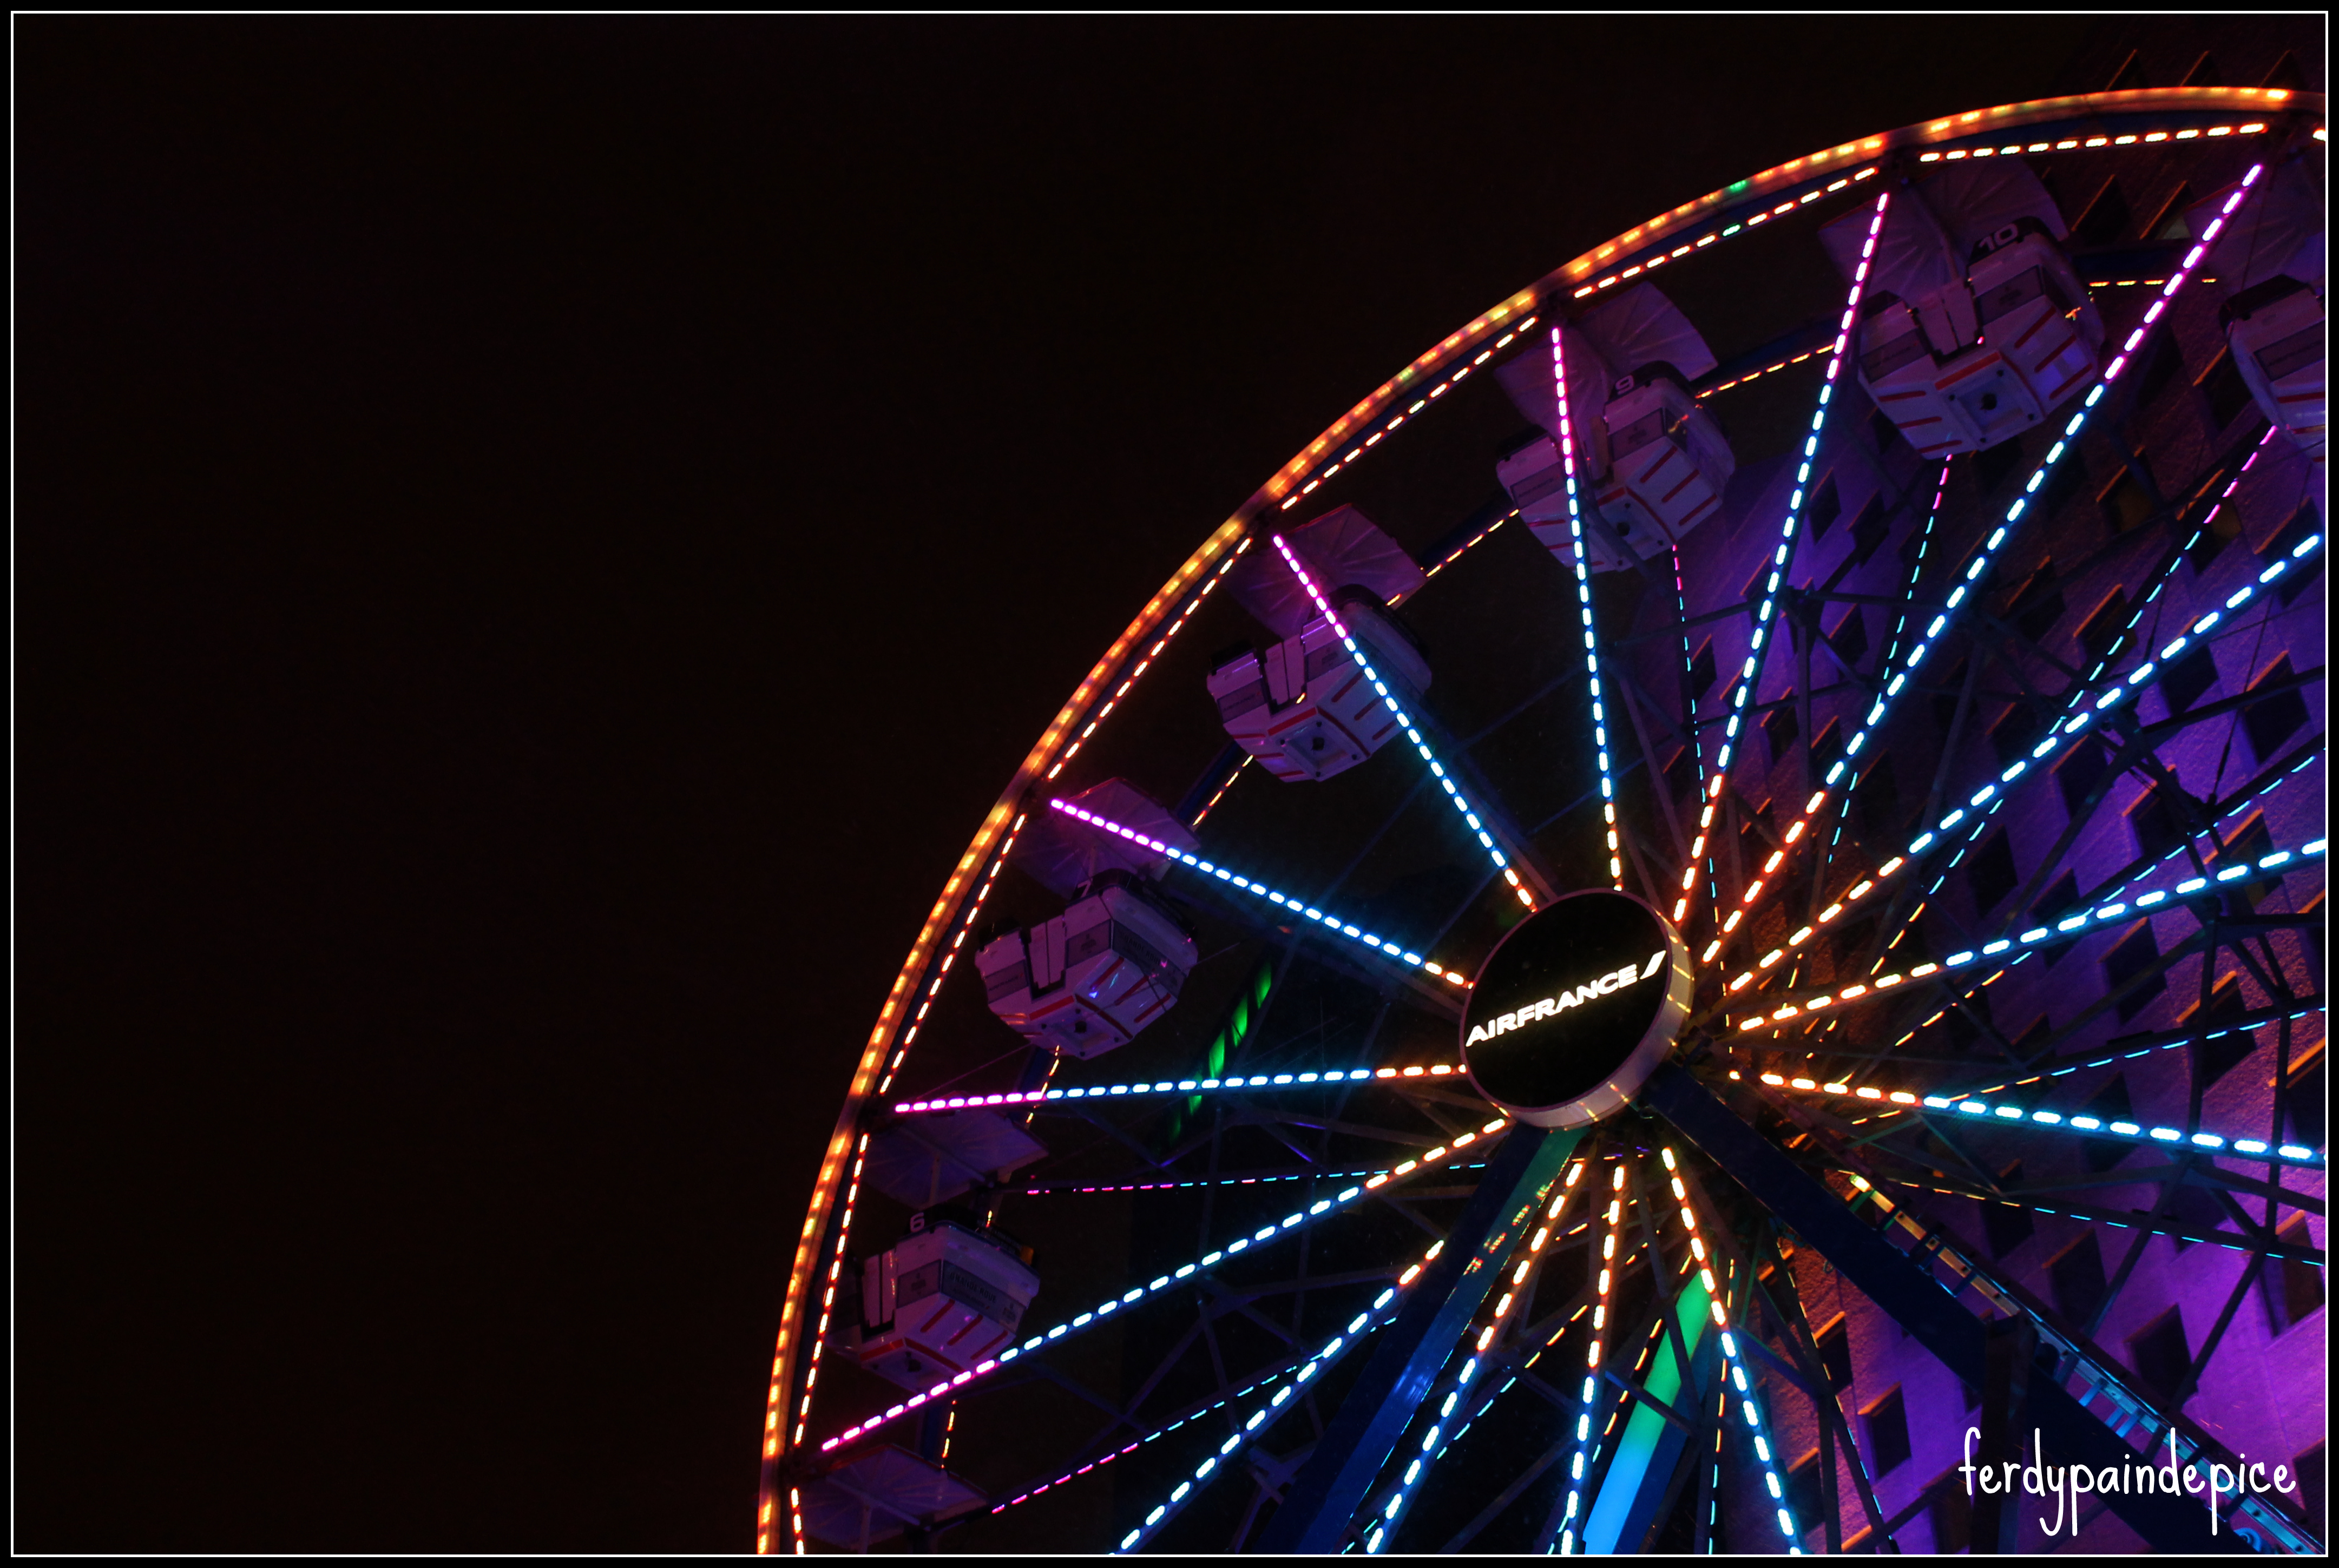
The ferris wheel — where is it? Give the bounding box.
[755,84,2327,1555]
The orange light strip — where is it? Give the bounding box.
[752,518,1249,1550]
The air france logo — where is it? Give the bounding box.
[1466,950,1667,1046]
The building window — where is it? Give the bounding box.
[1765,697,1800,765]
[1967,829,2019,915]
[1809,474,1842,539]
[2292,1440,2325,1538]
[2127,784,2186,862]
[2197,346,2258,430]
[2127,1305,2190,1403]
[2243,655,2310,762]
[1847,494,1891,569]
[2034,871,2081,965]
[1828,606,1868,668]
[1786,1450,1826,1531]
[1689,638,1718,700]
[2056,740,2113,818]
[2080,1075,2134,1173]
[2049,1232,2108,1325]
[2216,812,2281,909]
[1816,1314,1854,1392]
[1983,1161,2036,1258]
[1863,1387,1912,1475]
[2265,1214,2323,1335]
[2145,183,2195,242]
[2075,176,2134,246]
[1855,758,1900,845]
[1990,703,2045,767]
[2185,973,2254,1086]
[2099,462,2158,533]
[2077,589,2131,663]
[2159,641,2218,715]
[2103,922,2167,1023]
[2006,558,2065,642]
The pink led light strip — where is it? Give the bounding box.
[893,1061,1471,1115]
[1274,533,1536,908]
[1046,539,1253,781]
[1702,163,2269,977]
[1551,324,1623,889]
[1673,189,1891,936]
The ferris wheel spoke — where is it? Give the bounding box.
[1672,188,1894,943]
[1269,533,1544,909]
[1046,796,1476,993]
[1718,835,2324,1037]
[1700,173,2277,979]
[1356,1153,1586,1551]
[817,1122,1506,1454]
[1834,1168,2322,1553]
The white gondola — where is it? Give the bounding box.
[1208,506,1431,780]
[849,1213,1041,1390]
[1494,284,1733,572]
[1829,162,2103,457]
[975,780,1198,1057]
[2193,161,2325,496]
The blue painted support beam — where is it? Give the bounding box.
[1642,1064,2249,1555]
[1585,1271,1719,1553]
[1254,1123,1582,1553]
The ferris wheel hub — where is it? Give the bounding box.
[1460,889,1692,1128]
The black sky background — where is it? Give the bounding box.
[21,17,2110,1551]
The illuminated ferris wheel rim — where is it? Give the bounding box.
[755,82,2324,1547]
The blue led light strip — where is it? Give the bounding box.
[1272,532,1538,910]
[989,1367,1287,1514]
[1047,796,1475,985]
[1678,189,1891,936]
[1737,745,2321,1035]
[1753,1071,2324,1165]
[1550,326,1624,889]
[1731,834,2325,1027]
[1671,546,1719,927]
[1556,1159,1632,1553]
[895,1062,1473,1115]
[1720,521,2325,993]
[1111,1242,1447,1553]
[1666,1152,1802,1552]
[1706,164,2272,967]
[817,1119,1508,1453]
[1363,1160,1586,1553]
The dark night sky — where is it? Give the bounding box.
[21,18,2105,1550]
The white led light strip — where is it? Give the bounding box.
[1279,321,1540,511]
[1663,1152,1802,1551]
[1111,1240,1449,1552]
[1047,541,1252,782]
[1749,1072,2325,1165]
[1704,163,2270,970]
[1719,515,2322,996]
[895,1061,1474,1114]
[1556,1159,1631,1553]
[1677,190,1891,937]
[817,1119,1510,1454]
[1363,1160,1586,1553]
[1915,123,2269,162]
[1550,325,1625,888]
[1021,1161,1487,1196]
[1272,533,1537,910]
[1732,835,2324,1027]
[1047,796,1473,984]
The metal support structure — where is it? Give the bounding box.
[1254,1123,1582,1552]
[1641,1063,2251,1554]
